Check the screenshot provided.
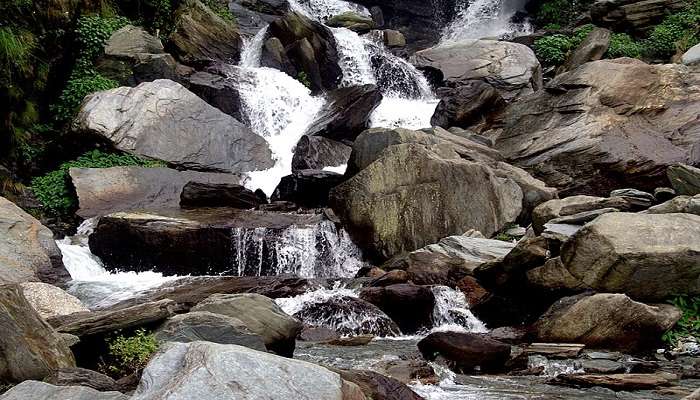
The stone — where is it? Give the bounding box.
[534,293,681,352]
[299,326,340,341]
[325,335,374,346]
[644,195,700,215]
[43,367,120,392]
[430,81,506,130]
[493,59,700,196]
[306,85,382,141]
[184,68,245,121]
[263,12,342,92]
[524,343,585,359]
[359,284,435,333]
[0,284,75,382]
[168,0,242,65]
[591,0,688,33]
[383,30,406,48]
[291,295,400,337]
[580,359,626,374]
[547,208,619,226]
[335,369,424,400]
[668,164,700,195]
[271,170,346,208]
[456,276,490,306]
[682,43,700,65]
[0,196,70,286]
[192,293,302,356]
[104,25,164,57]
[417,332,511,372]
[383,236,515,286]
[20,282,88,319]
[371,359,437,384]
[369,269,409,287]
[551,372,677,391]
[561,27,611,72]
[327,12,376,33]
[131,342,363,400]
[70,167,242,218]
[526,257,586,292]
[180,181,264,208]
[74,79,273,174]
[559,212,700,300]
[292,135,352,172]
[411,39,542,101]
[654,187,676,202]
[532,195,631,234]
[0,381,127,400]
[154,311,266,351]
[609,188,655,209]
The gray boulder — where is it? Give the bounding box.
[534,293,681,352]
[305,84,382,141]
[20,282,88,319]
[411,39,542,101]
[644,194,700,215]
[131,342,365,400]
[192,293,302,356]
[430,81,506,130]
[532,195,631,234]
[682,43,700,66]
[69,166,242,218]
[327,12,376,33]
[493,59,700,196]
[561,27,611,72]
[0,284,75,382]
[0,381,126,400]
[667,164,700,195]
[155,311,266,351]
[74,79,273,174]
[43,367,120,392]
[559,212,700,301]
[0,196,70,286]
[292,135,352,172]
[104,25,164,57]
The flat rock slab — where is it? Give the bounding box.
[551,372,678,391]
[0,381,127,400]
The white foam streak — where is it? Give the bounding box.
[288,0,370,21]
[441,0,532,41]
[239,26,269,68]
[332,27,376,87]
[370,97,439,130]
[276,283,359,315]
[322,164,347,174]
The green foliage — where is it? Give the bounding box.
[535,0,594,28]
[74,15,130,66]
[0,27,35,83]
[606,33,644,58]
[147,0,174,32]
[644,7,700,58]
[203,0,236,23]
[663,295,700,345]
[534,34,572,66]
[297,71,312,89]
[102,329,159,377]
[31,150,163,215]
[52,71,118,123]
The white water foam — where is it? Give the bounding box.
[332,27,376,87]
[441,0,532,41]
[276,283,359,315]
[370,97,439,130]
[430,285,488,333]
[239,26,269,68]
[289,0,370,21]
[322,163,347,174]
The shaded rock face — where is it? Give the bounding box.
[263,12,342,92]
[327,12,376,33]
[336,369,424,400]
[168,0,242,65]
[20,282,88,319]
[557,212,700,301]
[180,181,264,209]
[292,135,352,172]
[0,284,75,382]
[271,170,345,208]
[534,293,681,352]
[292,296,401,336]
[0,381,127,400]
[493,59,700,196]
[591,0,688,33]
[411,39,542,101]
[417,332,511,373]
[430,81,506,130]
[43,367,120,392]
[183,66,245,121]
[70,166,242,218]
[359,284,435,333]
[131,342,356,400]
[561,27,611,72]
[644,194,700,215]
[154,311,267,351]
[668,164,700,196]
[74,79,273,174]
[531,195,631,235]
[191,293,302,356]
[0,196,70,286]
[305,85,383,141]
[228,0,290,36]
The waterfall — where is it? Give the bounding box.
[430,286,488,333]
[239,26,269,68]
[289,0,370,21]
[332,27,377,87]
[441,0,532,41]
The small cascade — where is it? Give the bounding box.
[430,286,488,333]
[289,0,370,21]
[239,26,269,68]
[332,27,377,87]
[229,220,365,278]
[441,0,532,41]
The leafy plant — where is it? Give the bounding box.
[52,71,118,123]
[644,7,700,59]
[101,329,159,377]
[74,15,130,66]
[662,295,700,345]
[31,150,163,215]
[535,0,594,28]
[606,33,644,58]
[0,26,35,83]
[534,34,572,66]
[203,0,236,23]
[297,71,311,89]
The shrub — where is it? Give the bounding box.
[663,295,700,345]
[297,71,311,89]
[0,26,35,83]
[52,71,118,123]
[31,150,163,215]
[203,0,236,23]
[644,9,700,58]
[607,33,644,58]
[74,15,130,65]
[535,0,594,28]
[102,329,159,377]
[534,34,572,66]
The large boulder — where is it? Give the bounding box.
[417,332,511,373]
[292,135,352,171]
[69,166,242,218]
[335,369,424,400]
[683,43,700,66]
[411,39,542,101]
[262,12,342,92]
[668,164,700,196]
[74,79,273,174]
[534,293,681,352]
[291,295,400,336]
[20,282,88,319]
[183,67,245,121]
[331,128,546,260]
[271,170,345,208]
[591,0,688,33]
[154,311,267,351]
[644,194,700,215]
[180,181,264,208]
[0,197,70,286]
[430,81,506,129]
[359,284,435,333]
[0,381,127,400]
[305,85,382,141]
[531,195,631,234]
[0,284,75,382]
[493,59,700,196]
[131,342,365,400]
[555,212,700,301]
[191,293,302,356]
[43,367,120,392]
[168,0,242,65]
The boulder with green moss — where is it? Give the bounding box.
[327,11,376,33]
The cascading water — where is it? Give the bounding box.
[441,0,532,41]
[430,286,488,333]
[332,27,377,87]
